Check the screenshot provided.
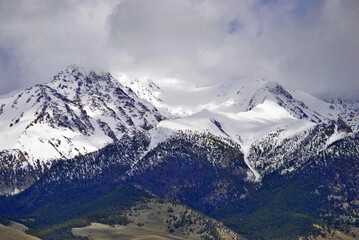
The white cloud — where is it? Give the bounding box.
[0,0,358,99]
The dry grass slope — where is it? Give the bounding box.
[0,224,40,240]
[73,198,244,240]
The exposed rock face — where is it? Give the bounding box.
[0,65,164,194]
[0,149,49,196]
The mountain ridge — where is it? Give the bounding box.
[0,65,357,195]
[0,66,358,239]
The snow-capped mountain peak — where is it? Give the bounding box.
[118,75,357,181]
[0,65,163,166]
[0,66,357,192]
[120,74,358,128]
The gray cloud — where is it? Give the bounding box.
[0,0,358,99]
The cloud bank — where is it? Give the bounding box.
[0,0,358,99]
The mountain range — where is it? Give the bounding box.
[0,65,358,240]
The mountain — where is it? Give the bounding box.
[123,76,358,181]
[0,65,163,195]
[0,66,358,239]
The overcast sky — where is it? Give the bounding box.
[0,0,358,99]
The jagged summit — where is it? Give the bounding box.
[50,65,118,86]
[0,65,163,166]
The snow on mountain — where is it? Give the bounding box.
[121,76,357,181]
[0,65,163,166]
[117,74,195,117]
[0,66,357,186]
[290,90,359,130]
[119,75,357,125]
[148,100,316,181]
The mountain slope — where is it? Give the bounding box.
[2,123,358,239]
[0,133,248,239]
[211,132,359,239]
